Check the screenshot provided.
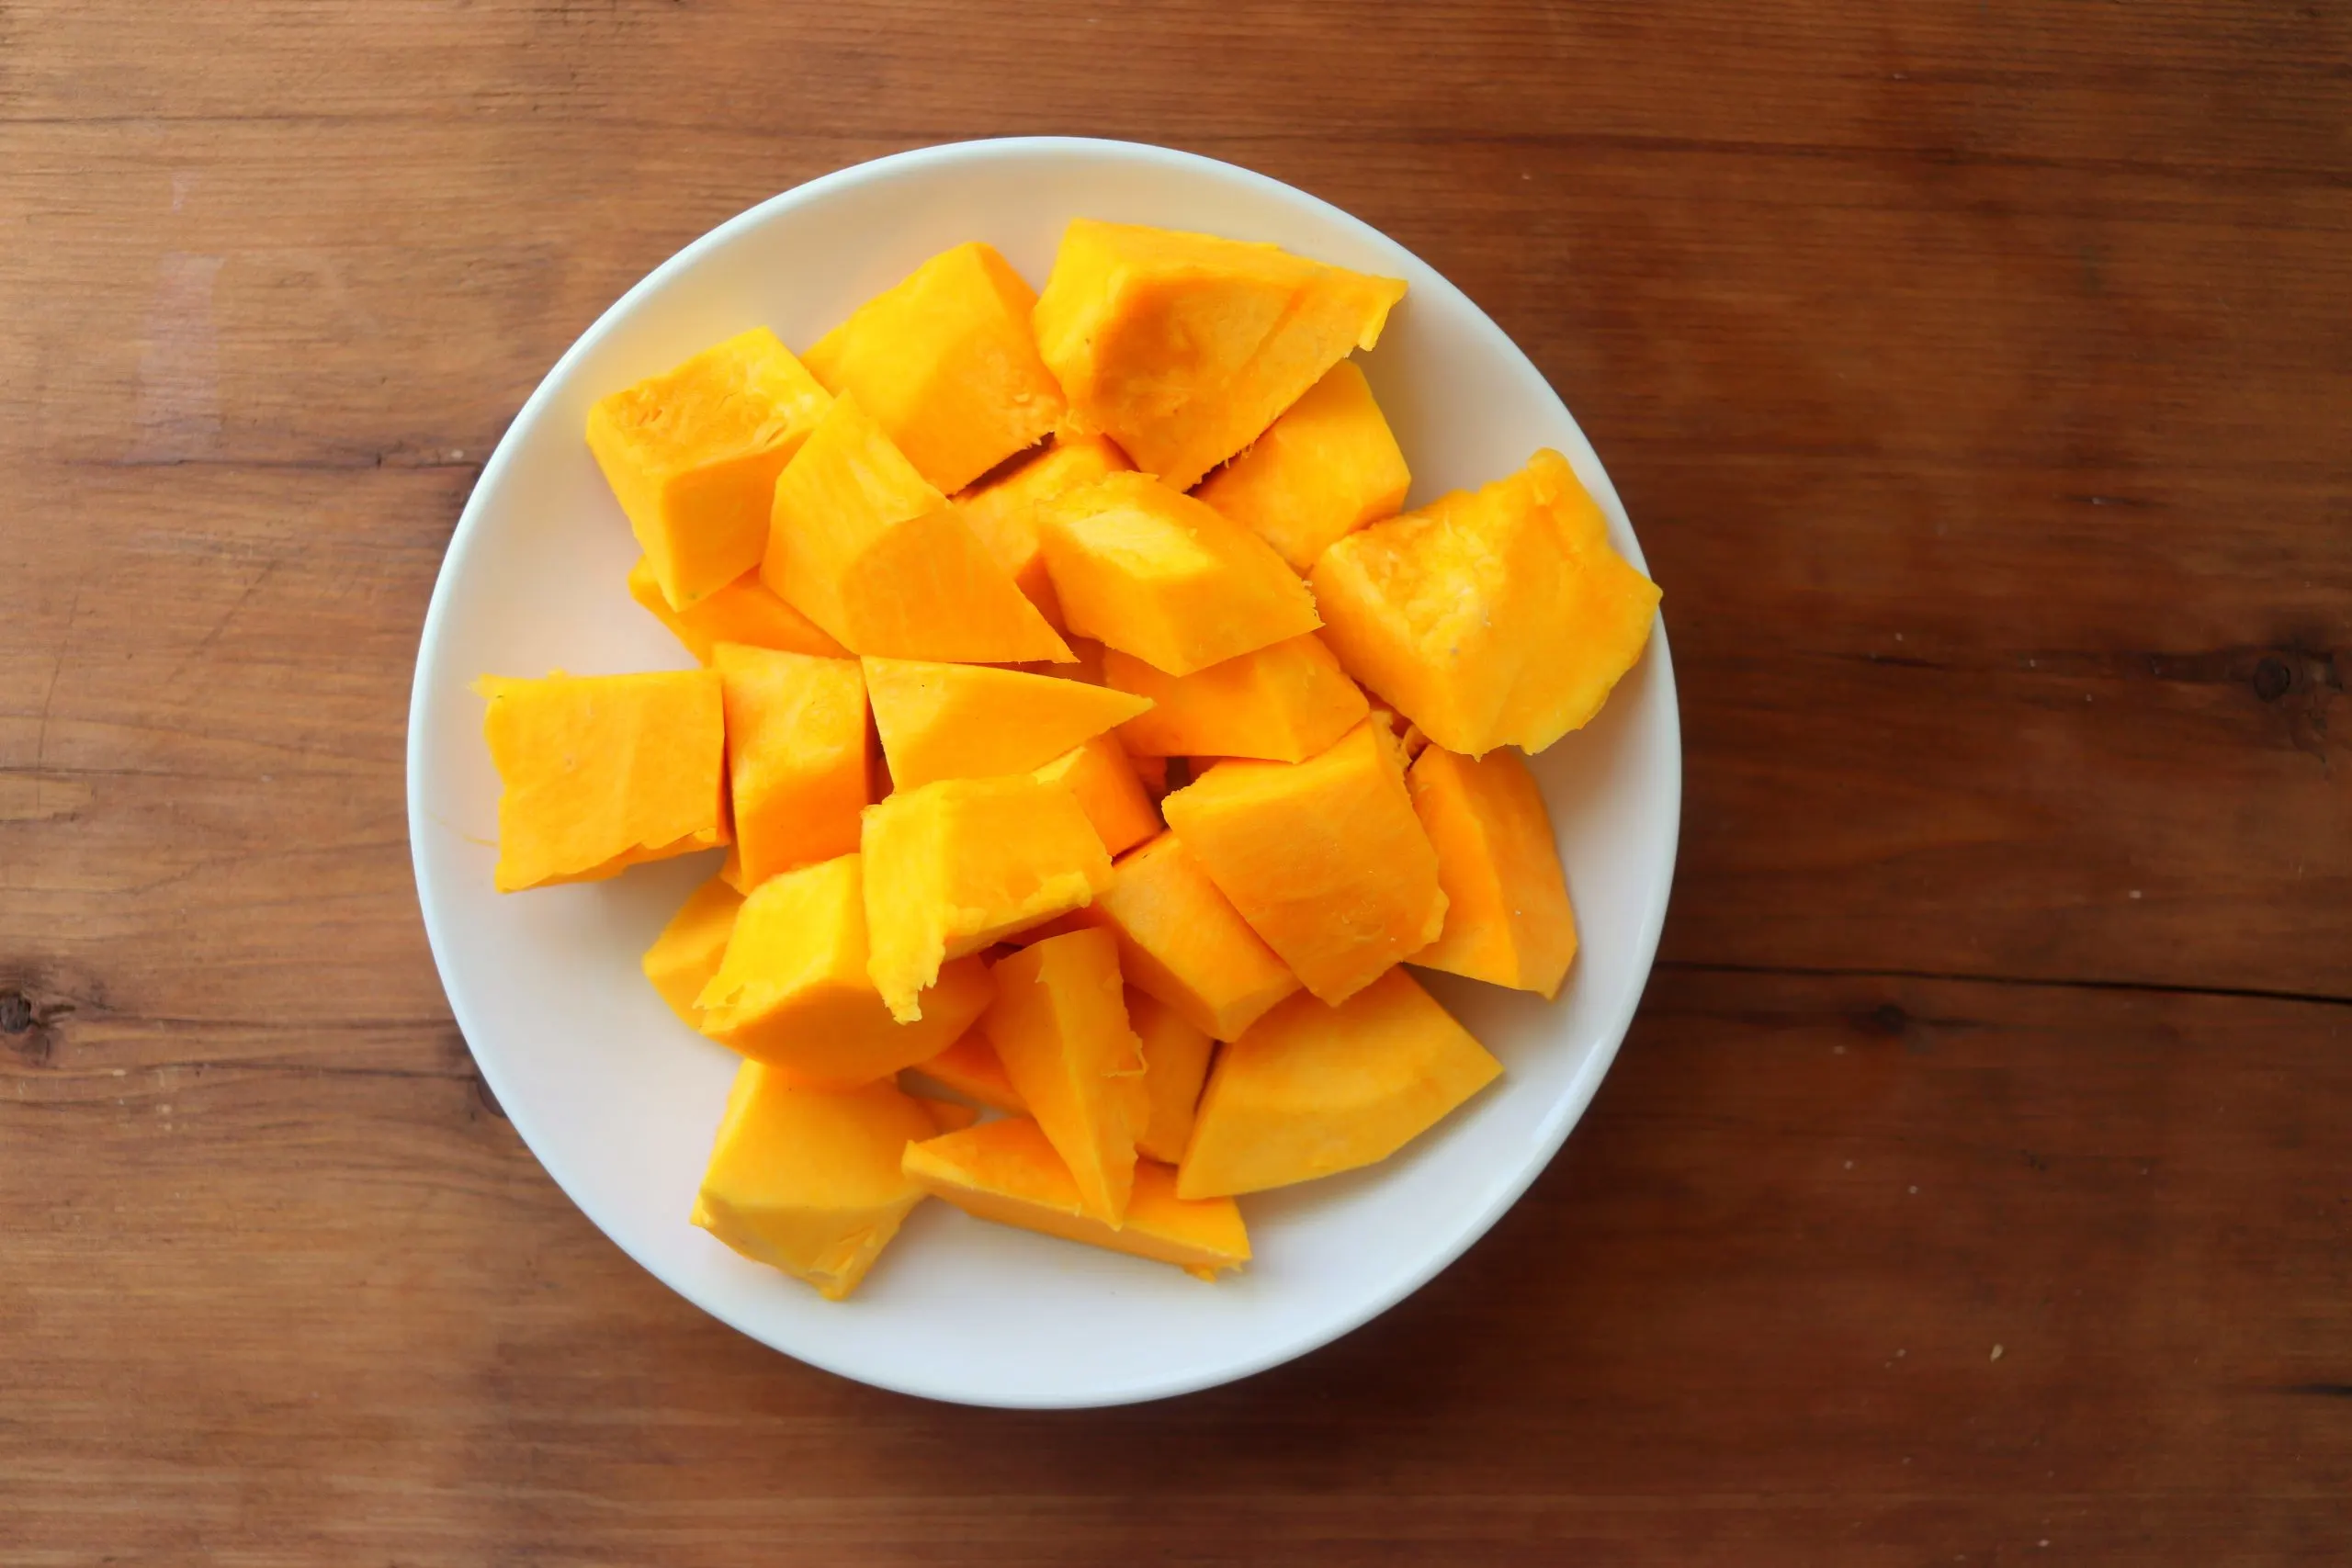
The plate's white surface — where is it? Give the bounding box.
[406,137,1679,1408]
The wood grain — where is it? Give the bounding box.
[2,0,2346,1562]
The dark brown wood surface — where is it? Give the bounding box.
[4,3,2346,1562]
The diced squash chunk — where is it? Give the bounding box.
[905,1117,1249,1281]
[1129,988,1215,1165]
[954,434,1133,629]
[862,775,1114,1023]
[905,1028,1026,1115]
[1032,220,1406,490]
[1161,721,1445,1005]
[641,874,743,1029]
[805,243,1066,494]
[1130,751,1170,799]
[696,854,993,1086]
[1312,448,1661,755]
[691,1065,950,1299]
[712,645,868,888]
[981,929,1145,1224]
[1035,471,1319,676]
[1033,734,1162,857]
[1106,633,1368,761]
[1195,359,1410,571]
[1406,745,1577,996]
[1082,831,1299,1042]
[764,397,1072,663]
[588,328,831,610]
[475,670,727,892]
[864,657,1151,791]
[1177,967,1500,1199]
[628,557,846,663]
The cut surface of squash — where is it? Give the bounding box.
[1312,448,1660,756]
[475,670,728,892]
[588,328,831,610]
[905,1116,1249,1280]
[1176,966,1500,1199]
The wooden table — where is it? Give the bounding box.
[6,3,2346,1562]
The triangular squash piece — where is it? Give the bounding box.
[980,928,1146,1225]
[904,1117,1249,1281]
[763,396,1073,663]
[1032,220,1406,491]
[1176,966,1500,1199]
[864,657,1151,791]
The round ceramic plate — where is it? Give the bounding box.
[406,137,1679,1408]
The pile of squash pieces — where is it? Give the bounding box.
[475,220,1661,1300]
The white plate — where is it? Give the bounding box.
[406,137,1679,1408]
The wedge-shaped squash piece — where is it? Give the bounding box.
[954,434,1133,630]
[1160,721,1444,1005]
[696,854,993,1086]
[1177,967,1500,1198]
[1035,472,1319,676]
[805,243,1067,494]
[1033,734,1161,857]
[1033,220,1407,491]
[1106,633,1368,761]
[1130,988,1215,1165]
[982,929,1146,1225]
[1195,359,1410,571]
[1313,448,1662,756]
[628,557,846,664]
[905,1117,1249,1281]
[475,670,727,892]
[864,657,1151,792]
[1083,831,1298,1042]
[642,874,744,1028]
[693,1065,974,1300]
[713,645,868,888]
[905,1027,1026,1115]
[764,397,1073,663]
[862,775,1114,1023]
[1407,745,1579,997]
[588,328,831,610]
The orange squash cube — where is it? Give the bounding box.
[1313,448,1661,756]
[1032,734,1161,857]
[1106,633,1368,761]
[475,670,728,893]
[904,1117,1249,1281]
[1032,220,1406,490]
[1129,751,1170,799]
[981,929,1146,1225]
[1082,831,1298,1042]
[764,397,1072,663]
[712,645,868,889]
[627,557,846,664]
[863,657,1150,792]
[804,243,1066,495]
[695,854,993,1086]
[587,328,831,610]
[1129,988,1216,1166]
[1195,359,1410,571]
[1177,967,1500,1199]
[640,874,744,1029]
[692,1065,970,1300]
[861,774,1114,1023]
[1161,721,1445,1004]
[905,1027,1027,1115]
[1407,745,1578,997]
[1035,471,1319,676]
[954,434,1133,630]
